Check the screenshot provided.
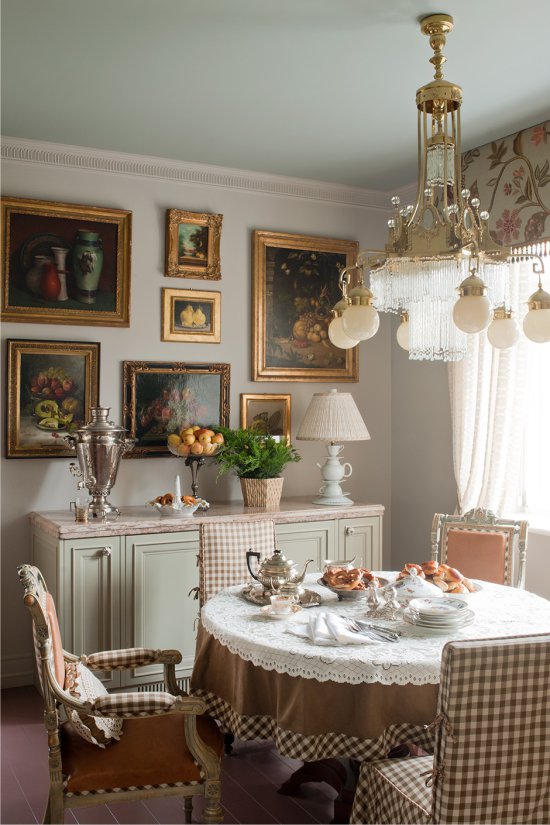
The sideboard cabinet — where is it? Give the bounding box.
[30,498,383,689]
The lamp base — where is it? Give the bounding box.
[313,492,354,506]
[313,445,354,506]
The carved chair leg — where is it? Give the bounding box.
[184,796,193,824]
[203,779,223,824]
[44,789,64,824]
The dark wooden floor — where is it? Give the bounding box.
[1,686,337,824]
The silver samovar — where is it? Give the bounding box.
[65,406,136,519]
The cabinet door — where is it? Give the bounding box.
[338,517,382,570]
[123,531,199,689]
[276,520,337,573]
[61,536,122,689]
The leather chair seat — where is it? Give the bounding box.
[61,712,223,794]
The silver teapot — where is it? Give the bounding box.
[246,547,314,598]
[65,406,136,519]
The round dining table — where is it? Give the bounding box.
[191,572,550,764]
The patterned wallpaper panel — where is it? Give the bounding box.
[463,119,550,246]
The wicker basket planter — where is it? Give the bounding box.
[240,477,284,508]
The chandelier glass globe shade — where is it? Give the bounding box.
[487,316,520,349]
[341,304,380,341]
[523,308,550,343]
[328,316,359,349]
[452,295,492,333]
[396,318,410,350]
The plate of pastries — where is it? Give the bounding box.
[148,494,209,517]
[397,561,482,597]
[318,566,389,600]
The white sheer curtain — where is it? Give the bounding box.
[448,259,534,514]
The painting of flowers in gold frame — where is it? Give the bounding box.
[252,230,358,381]
[165,209,222,279]
[161,288,221,343]
[122,361,230,457]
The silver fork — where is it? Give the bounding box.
[343,619,399,642]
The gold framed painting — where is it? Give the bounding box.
[240,393,291,443]
[165,209,223,279]
[252,230,359,381]
[1,196,131,326]
[122,361,230,457]
[161,288,221,343]
[6,339,100,458]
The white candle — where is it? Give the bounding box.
[175,474,182,508]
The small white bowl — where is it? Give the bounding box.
[149,499,209,517]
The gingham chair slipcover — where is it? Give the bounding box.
[198,519,276,605]
[351,633,550,824]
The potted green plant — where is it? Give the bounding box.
[215,427,301,507]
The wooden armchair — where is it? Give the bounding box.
[18,563,223,824]
[430,508,528,588]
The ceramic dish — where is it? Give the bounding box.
[260,604,301,620]
[444,581,483,599]
[408,597,469,616]
[317,576,389,601]
[148,498,209,517]
[403,608,475,634]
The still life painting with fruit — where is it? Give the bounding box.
[265,246,347,370]
[7,339,100,458]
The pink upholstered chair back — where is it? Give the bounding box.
[22,564,66,695]
[431,508,528,588]
[198,519,276,605]
[431,634,550,823]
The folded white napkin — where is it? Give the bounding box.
[287,612,376,646]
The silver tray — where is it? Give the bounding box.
[242,585,322,608]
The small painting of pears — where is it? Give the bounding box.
[176,300,210,330]
[161,288,221,343]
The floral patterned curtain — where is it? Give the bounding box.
[462,120,550,247]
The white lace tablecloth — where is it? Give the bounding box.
[200,573,550,686]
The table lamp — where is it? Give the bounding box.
[296,388,370,505]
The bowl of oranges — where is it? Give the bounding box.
[166,425,224,458]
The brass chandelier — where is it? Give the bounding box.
[327,13,550,360]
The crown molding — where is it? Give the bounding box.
[1,136,392,211]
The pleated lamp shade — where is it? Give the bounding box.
[296,389,370,442]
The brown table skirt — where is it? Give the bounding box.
[191,626,438,761]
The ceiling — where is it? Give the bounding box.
[2,0,549,191]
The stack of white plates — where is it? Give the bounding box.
[404,597,475,633]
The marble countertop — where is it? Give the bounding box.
[29,497,385,539]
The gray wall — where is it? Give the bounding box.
[390,316,456,571]
[1,143,396,685]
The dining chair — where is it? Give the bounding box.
[198,519,276,606]
[350,633,550,824]
[430,508,528,588]
[18,563,223,824]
